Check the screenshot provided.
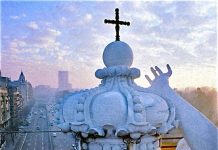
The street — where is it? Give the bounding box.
[5,99,75,150]
[47,101,74,150]
[12,102,53,150]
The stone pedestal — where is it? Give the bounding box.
[81,136,160,150]
[84,138,126,150]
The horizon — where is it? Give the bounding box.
[1,70,217,90]
[1,1,217,89]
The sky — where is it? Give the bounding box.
[1,0,217,89]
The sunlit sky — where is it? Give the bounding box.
[1,1,217,89]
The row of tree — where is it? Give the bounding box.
[175,87,217,126]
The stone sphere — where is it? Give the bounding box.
[103,41,133,67]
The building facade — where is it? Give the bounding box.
[0,77,11,149]
[0,79,10,128]
[7,86,24,130]
[10,71,33,105]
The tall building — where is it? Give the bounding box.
[58,71,72,91]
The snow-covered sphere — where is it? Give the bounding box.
[103,41,133,67]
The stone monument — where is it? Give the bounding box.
[58,8,217,150]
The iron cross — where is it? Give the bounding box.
[104,8,130,41]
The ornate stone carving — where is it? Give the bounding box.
[57,41,177,150]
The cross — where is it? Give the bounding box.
[104,8,130,41]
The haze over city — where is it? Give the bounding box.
[1,1,217,89]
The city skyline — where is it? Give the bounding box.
[1,1,217,89]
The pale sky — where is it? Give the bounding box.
[1,1,217,89]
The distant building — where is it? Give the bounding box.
[33,85,56,100]
[58,71,72,91]
[9,71,33,105]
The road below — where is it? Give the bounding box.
[13,102,53,150]
[5,98,74,150]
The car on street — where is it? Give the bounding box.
[52,133,57,137]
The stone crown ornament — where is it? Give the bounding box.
[57,8,178,150]
[57,40,177,150]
